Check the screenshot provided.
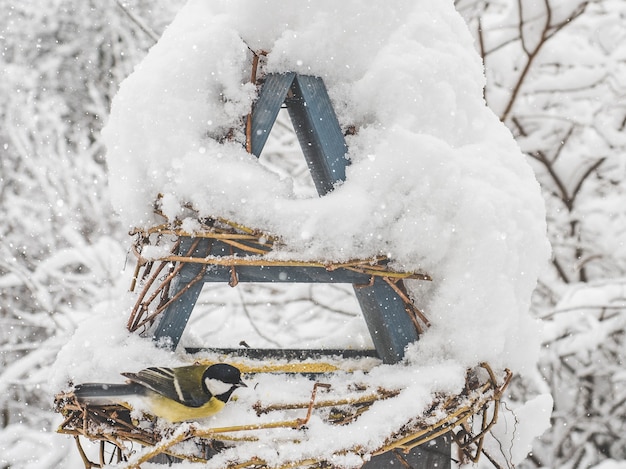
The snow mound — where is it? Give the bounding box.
[102,0,549,375]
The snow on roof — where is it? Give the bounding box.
[101,0,549,372]
[54,1,551,464]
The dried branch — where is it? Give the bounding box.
[500,1,590,122]
[570,157,606,208]
[530,149,571,209]
[552,256,571,284]
[236,287,282,347]
[114,0,160,44]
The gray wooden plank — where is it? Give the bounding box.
[281,76,421,364]
[353,278,420,364]
[286,75,348,195]
[201,265,376,284]
[184,348,379,361]
[250,73,295,157]
[151,238,211,348]
[201,240,382,283]
[361,435,451,469]
[285,74,447,465]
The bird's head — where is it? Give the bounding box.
[202,363,247,403]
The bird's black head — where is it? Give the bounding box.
[202,364,247,403]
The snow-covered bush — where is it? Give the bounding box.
[458,1,626,467]
[536,281,626,468]
[0,1,182,465]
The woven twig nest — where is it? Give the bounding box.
[55,362,510,468]
[56,213,510,467]
[126,215,431,337]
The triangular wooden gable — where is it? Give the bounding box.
[151,73,420,364]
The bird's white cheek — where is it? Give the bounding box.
[205,378,233,396]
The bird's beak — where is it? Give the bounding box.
[238,379,247,388]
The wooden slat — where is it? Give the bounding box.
[250,73,295,157]
[284,75,420,364]
[185,347,379,360]
[287,75,348,196]
[152,238,211,347]
[201,264,374,284]
[353,278,420,363]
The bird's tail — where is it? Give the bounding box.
[74,382,145,406]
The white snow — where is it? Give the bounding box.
[54,0,551,466]
[0,423,83,469]
[102,0,549,373]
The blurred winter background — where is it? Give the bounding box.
[0,1,625,468]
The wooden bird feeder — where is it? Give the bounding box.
[55,63,511,468]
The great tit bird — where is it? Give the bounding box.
[73,363,247,422]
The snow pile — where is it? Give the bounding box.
[52,0,552,465]
[102,0,549,374]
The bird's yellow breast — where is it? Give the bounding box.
[145,394,226,422]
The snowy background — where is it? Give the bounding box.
[1,1,625,468]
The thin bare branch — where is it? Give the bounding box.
[114,0,160,44]
[500,1,591,122]
[236,287,282,347]
[517,0,530,56]
[531,150,571,209]
[570,157,606,206]
[552,256,571,284]
[552,125,575,164]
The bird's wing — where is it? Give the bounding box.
[121,366,209,407]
